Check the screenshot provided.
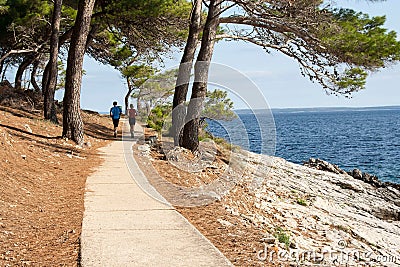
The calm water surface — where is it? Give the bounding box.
[206,107,400,183]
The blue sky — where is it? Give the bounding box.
[63,0,400,112]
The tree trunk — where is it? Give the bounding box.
[42,61,50,96]
[42,20,73,97]
[182,0,221,152]
[1,63,8,82]
[125,77,133,114]
[172,0,202,146]
[15,55,35,90]
[44,0,62,124]
[85,23,99,51]
[145,102,150,117]
[137,94,142,116]
[31,59,41,92]
[23,67,29,89]
[62,0,96,145]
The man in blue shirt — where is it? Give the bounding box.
[110,101,122,138]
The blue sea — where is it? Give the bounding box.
[206,106,400,183]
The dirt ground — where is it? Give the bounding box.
[0,105,115,266]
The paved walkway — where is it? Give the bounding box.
[80,120,232,266]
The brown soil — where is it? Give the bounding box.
[0,105,114,266]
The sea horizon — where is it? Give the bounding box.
[235,104,400,113]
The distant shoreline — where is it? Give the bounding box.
[235,105,400,114]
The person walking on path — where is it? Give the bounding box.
[110,101,122,138]
[127,103,138,138]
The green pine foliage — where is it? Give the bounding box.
[316,8,400,93]
[321,9,400,68]
[202,89,237,121]
[133,69,177,118]
[122,65,155,87]
[0,0,49,40]
[147,103,172,135]
[146,88,237,136]
[0,0,9,14]
[336,67,368,94]
[0,0,76,56]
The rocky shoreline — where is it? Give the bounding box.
[234,151,400,265]
[304,157,400,194]
[137,139,400,266]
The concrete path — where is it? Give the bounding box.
[80,120,232,266]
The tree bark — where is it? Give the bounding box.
[62,0,96,145]
[125,77,133,114]
[171,0,202,146]
[15,55,35,90]
[0,59,3,77]
[30,59,41,92]
[42,22,73,97]
[182,0,221,152]
[137,94,142,116]
[145,102,150,117]
[44,0,62,124]
[1,63,8,82]
[41,61,50,96]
